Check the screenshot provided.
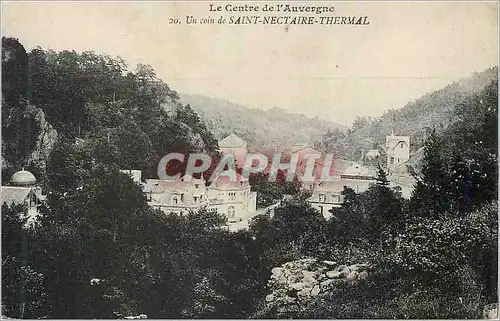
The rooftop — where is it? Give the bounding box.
[219,133,247,148]
[1,186,32,206]
[10,170,37,187]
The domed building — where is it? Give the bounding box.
[1,169,45,225]
[206,173,256,223]
[10,169,37,187]
[134,135,258,225]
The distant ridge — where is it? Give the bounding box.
[178,93,345,151]
[179,66,498,157]
[335,66,498,160]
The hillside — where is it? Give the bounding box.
[317,67,499,161]
[178,94,345,150]
[1,37,220,185]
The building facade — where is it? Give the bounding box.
[365,149,381,160]
[207,174,257,222]
[306,162,376,219]
[144,175,210,215]
[139,174,257,221]
[219,133,248,167]
[386,130,410,171]
[121,133,258,222]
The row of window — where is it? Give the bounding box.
[171,194,204,204]
[318,193,340,203]
[172,191,254,204]
[219,191,250,200]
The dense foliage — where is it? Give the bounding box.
[1,37,219,186]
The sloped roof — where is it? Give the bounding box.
[219,133,247,148]
[1,187,31,206]
[209,172,249,190]
[144,178,205,194]
[386,135,410,146]
[290,146,321,154]
[331,159,353,173]
[343,163,375,176]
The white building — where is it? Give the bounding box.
[1,169,46,226]
[141,174,257,222]
[307,162,376,219]
[121,134,258,223]
[144,175,210,215]
[207,174,257,222]
[219,133,247,167]
[120,169,142,183]
[386,130,410,171]
[307,187,342,220]
[365,149,381,160]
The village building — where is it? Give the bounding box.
[139,173,257,222]
[289,146,324,189]
[1,169,46,225]
[121,133,257,223]
[365,149,381,160]
[119,169,142,183]
[144,174,211,215]
[306,162,376,219]
[206,174,257,222]
[386,130,410,172]
[219,132,247,167]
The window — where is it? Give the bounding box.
[400,143,404,148]
[318,194,326,202]
[318,205,323,214]
[390,157,395,165]
[172,197,178,204]
[195,184,199,189]
[228,206,235,218]
[229,192,236,200]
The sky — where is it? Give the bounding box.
[2,1,498,125]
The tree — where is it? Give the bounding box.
[314,128,347,155]
[249,197,328,269]
[363,164,404,242]
[410,81,498,217]
[327,186,366,245]
[1,38,41,171]
[409,128,452,218]
[2,204,46,319]
[175,104,219,154]
[2,37,29,105]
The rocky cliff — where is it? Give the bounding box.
[261,258,368,317]
[27,106,58,170]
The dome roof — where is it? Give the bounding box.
[10,170,36,186]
